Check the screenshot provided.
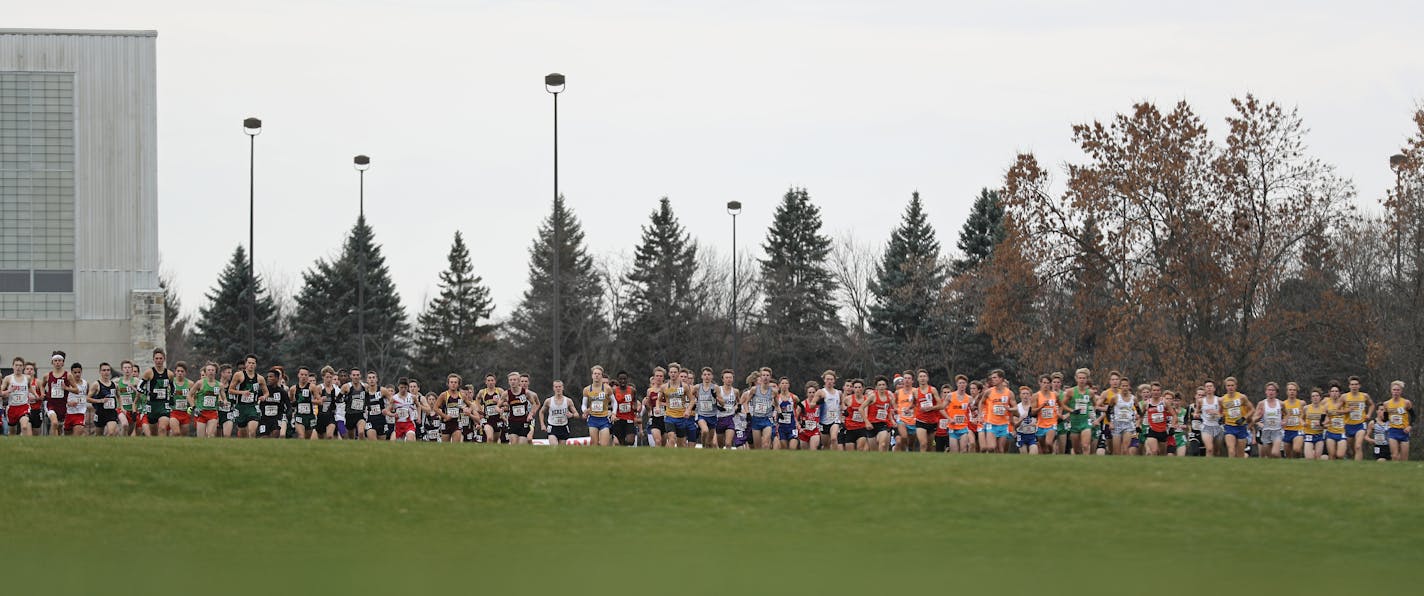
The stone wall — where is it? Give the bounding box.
[129,289,165,370]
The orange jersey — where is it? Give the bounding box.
[1036,391,1059,429]
[944,392,970,430]
[983,387,1013,425]
[895,389,915,424]
[867,390,893,424]
[913,387,940,424]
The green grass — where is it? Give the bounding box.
[3,437,1422,594]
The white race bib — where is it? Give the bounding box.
[851,410,864,422]
[1150,412,1165,424]
[802,419,818,430]
[174,399,188,410]
[1390,414,1404,426]
[447,406,459,417]
[264,405,279,417]
[753,402,770,416]
[669,397,684,409]
[617,402,631,413]
[7,394,24,406]
[352,397,364,410]
[992,404,1006,416]
[297,403,312,414]
[1227,407,1242,419]
[103,398,115,410]
[202,395,216,408]
[512,404,527,417]
[591,402,606,414]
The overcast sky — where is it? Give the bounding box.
[12,1,1424,320]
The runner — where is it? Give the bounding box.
[419,390,442,442]
[1062,369,1094,455]
[62,362,87,436]
[1323,382,1349,460]
[1281,382,1306,459]
[1034,374,1059,454]
[362,373,387,441]
[84,363,119,436]
[260,368,287,438]
[795,381,821,450]
[1050,372,1069,455]
[1381,380,1413,461]
[981,369,1015,453]
[944,376,973,453]
[773,377,798,450]
[168,362,192,436]
[1342,376,1374,461]
[840,378,869,451]
[229,355,267,438]
[41,351,74,436]
[816,371,843,451]
[343,368,368,440]
[1169,391,1190,456]
[540,380,581,446]
[1012,386,1040,454]
[744,368,776,450]
[216,364,235,438]
[1108,382,1139,456]
[661,364,694,448]
[966,380,983,453]
[1141,385,1173,456]
[387,378,418,441]
[1301,387,1327,460]
[1368,407,1391,461]
[866,376,894,452]
[114,360,140,436]
[582,368,613,447]
[476,374,506,444]
[716,369,738,448]
[2,356,36,436]
[609,369,636,446]
[694,367,719,449]
[1197,381,1223,457]
[507,372,536,445]
[141,348,175,437]
[436,374,465,443]
[1251,382,1284,459]
[894,373,915,452]
[1218,377,1253,459]
[911,370,945,453]
[188,362,223,438]
[289,367,320,440]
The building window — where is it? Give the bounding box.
[0,71,75,308]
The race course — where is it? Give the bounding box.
[3,438,1421,595]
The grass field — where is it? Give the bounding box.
[3,438,1422,594]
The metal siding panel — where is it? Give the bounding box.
[2,32,158,320]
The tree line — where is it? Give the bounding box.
[164,97,1424,407]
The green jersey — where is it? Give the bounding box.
[194,379,222,411]
[172,379,193,413]
[1064,386,1093,424]
[116,377,140,412]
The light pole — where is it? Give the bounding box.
[727,200,742,375]
[243,117,262,355]
[354,154,371,372]
[546,72,565,383]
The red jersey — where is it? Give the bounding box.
[613,385,638,421]
[1145,400,1170,433]
[913,387,941,424]
[843,393,867,430]
[43,371,67,410]
[867,390,892,424]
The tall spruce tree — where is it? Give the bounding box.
[284,217,410,376]
[952,188,1006,276]
[757,187,843,382]
[867,191,947,371]
[504,196,610,385]
[945,188,1009,378]
[191,245,282,365]
[412,231,497,388]
[618,197,701,372]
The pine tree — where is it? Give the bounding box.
[284,217,410,376]
[867,191,946,371]
[412,231,497,388]
[952,188,1006,276]
[191,245,282,366]
[757,187,843,382]
[618,197,701,372]
[504,196,610,385]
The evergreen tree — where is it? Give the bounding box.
[952,188,1006,276]
[284,217,410,376]
[757,187,843,382]
[412,231,497,388]
[191,245,282,366]
[867,191,947,371]
[618,197,702,372]
[504,196,610,385]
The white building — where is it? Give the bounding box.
[0,29,162,371]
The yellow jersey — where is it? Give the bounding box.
[1324,398,1346,435]
[1303,403,1326,435]
[662,383,690,418]
[1222,392,1250,426]
[582,384,612,419]
[1281,398,1305,432]
[1343,391,1370,425]
[1384,397,1410,430]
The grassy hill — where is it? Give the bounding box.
[2,437,1420,594]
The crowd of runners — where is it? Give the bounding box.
[2,347,1415,461]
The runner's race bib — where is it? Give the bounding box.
[512,404,527,417]
[8,394,24,406]
[103,398,115,410]
[938,418,948,429]
[1150,412,1165,424]
[203,396,216,408]
[992,404,1006,417]
[803,419,818,430]
[174,399,188,410]
[297,403,312,414]
[352,397,364,410]
[153,388,167,401]
[486,404,500,416]
[851,410,864,422]
[1286,415,1300,427]
[592,402,606,414]
[264,405,279,417]
[1227,407,1242,419]
[368,405,381,416]
[669,397,684,409]
[953,415,966,425]
[1391,414,1405,426]
[919,395,933,409]
[753,402,770,416]
[617,402,630,413]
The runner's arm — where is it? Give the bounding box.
[86,380,102,404]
